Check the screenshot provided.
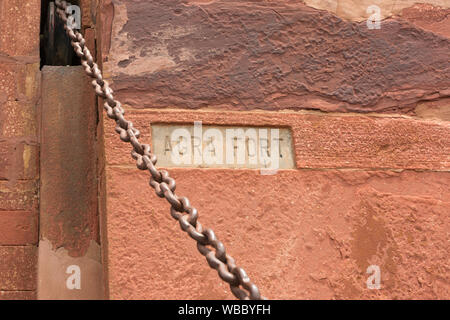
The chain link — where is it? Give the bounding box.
[54,0,265,300]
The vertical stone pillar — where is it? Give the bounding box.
[38,66,104,299]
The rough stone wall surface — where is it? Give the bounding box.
[1,0,99,301]
[0,0,40,300]
[35,0,105,300]
[98,0,449,299]
[100,0,450,114]
[38,66,104,300]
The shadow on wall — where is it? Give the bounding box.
[40,0,81,67]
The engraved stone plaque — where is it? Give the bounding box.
[151,123,295,169]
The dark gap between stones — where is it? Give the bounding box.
[40,0,81,68]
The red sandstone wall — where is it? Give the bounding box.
[0,0,41,299]
[0,0,448,300]
[97,0,449,299]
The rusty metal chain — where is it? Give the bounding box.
[54,0,265,300]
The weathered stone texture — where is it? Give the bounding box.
[103,109,450,170]
[0,0,41,57]
[0,246,37,291]
[98,0,450,300]
[0,291,36,300]
[105,167,449,299]
[400,4,450,39]
[101,109,450,299]
[0,101,37,138]
[0,180,38,212]
[0,62,40,104]
[40,66,99,257]
[101,1,450,113]
[81,0,98,29]
[0,140,39,181]
[0,211,38,245]
[415,98,450,121]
